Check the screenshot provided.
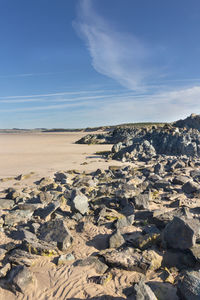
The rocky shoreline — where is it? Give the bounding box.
[1,114,200,299]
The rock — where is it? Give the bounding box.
[154,163,164,175]
[189,245,200,263]
[6,189,21,201]
[162,216,200,250]
[133,281,157,300]
[177,270,200,300]
[190,169,200,181]
[22,239,58,256]
[102,247,162,272]
[5,265,33,293]
[115,215,134,229]
[75,256,108,274]
[54,171,67,183]
[174,113,200,131]
[57,253,75,265]
[154,180,170,190]
[119,203,135,216]
[4,209,33,227]
[109,230,125,248]
[71,189,89,215]
[152,207,192,229]
[132,233,160,250]
[143,225,160,235]
[134,194,149,210]
[7,249,39,266]
[148,282,179,300]
[33,200,60,221]
[0,263,11,278]
[162,249,196,270]
[15,173,32,181]
[4,242,16,251]
[0,199,15,209]
[38,177,54,187]
[37,192,53,203]
[182,180,199,194]
[173,175,190,185]
[38,219,73,251]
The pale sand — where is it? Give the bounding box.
[0,131,129,192]
[0,131,115,177]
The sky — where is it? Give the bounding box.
[0,0,200,128]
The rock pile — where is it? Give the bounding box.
[111,125,200,162]
[174,113,200,131]
[1,153,200,298]
[76,115,200,162]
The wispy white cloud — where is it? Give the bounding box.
[0,90,96,100]
[1,85,200,123]
[0,72,59,79]
[74,0,165,91]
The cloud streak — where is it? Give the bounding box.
[1,85,200,122]
[74,0,164,91]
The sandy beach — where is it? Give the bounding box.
[0,132,112,177]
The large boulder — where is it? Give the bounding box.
[182,180,199,194]
[38,219,73,251]
[177,270,200,300]
[3,265,33,293]
[162,217,200,250]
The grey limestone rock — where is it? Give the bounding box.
[134,194,149,210]
[71,189,89,215]
[133,281,157,300]
[109,230,125,249]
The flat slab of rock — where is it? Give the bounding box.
[75,256,108,274]
[4,209,33,226]
[101,247,162,273]
[22,238,58,256]
[7,248,39,266]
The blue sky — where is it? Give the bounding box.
[1,0,200,128]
